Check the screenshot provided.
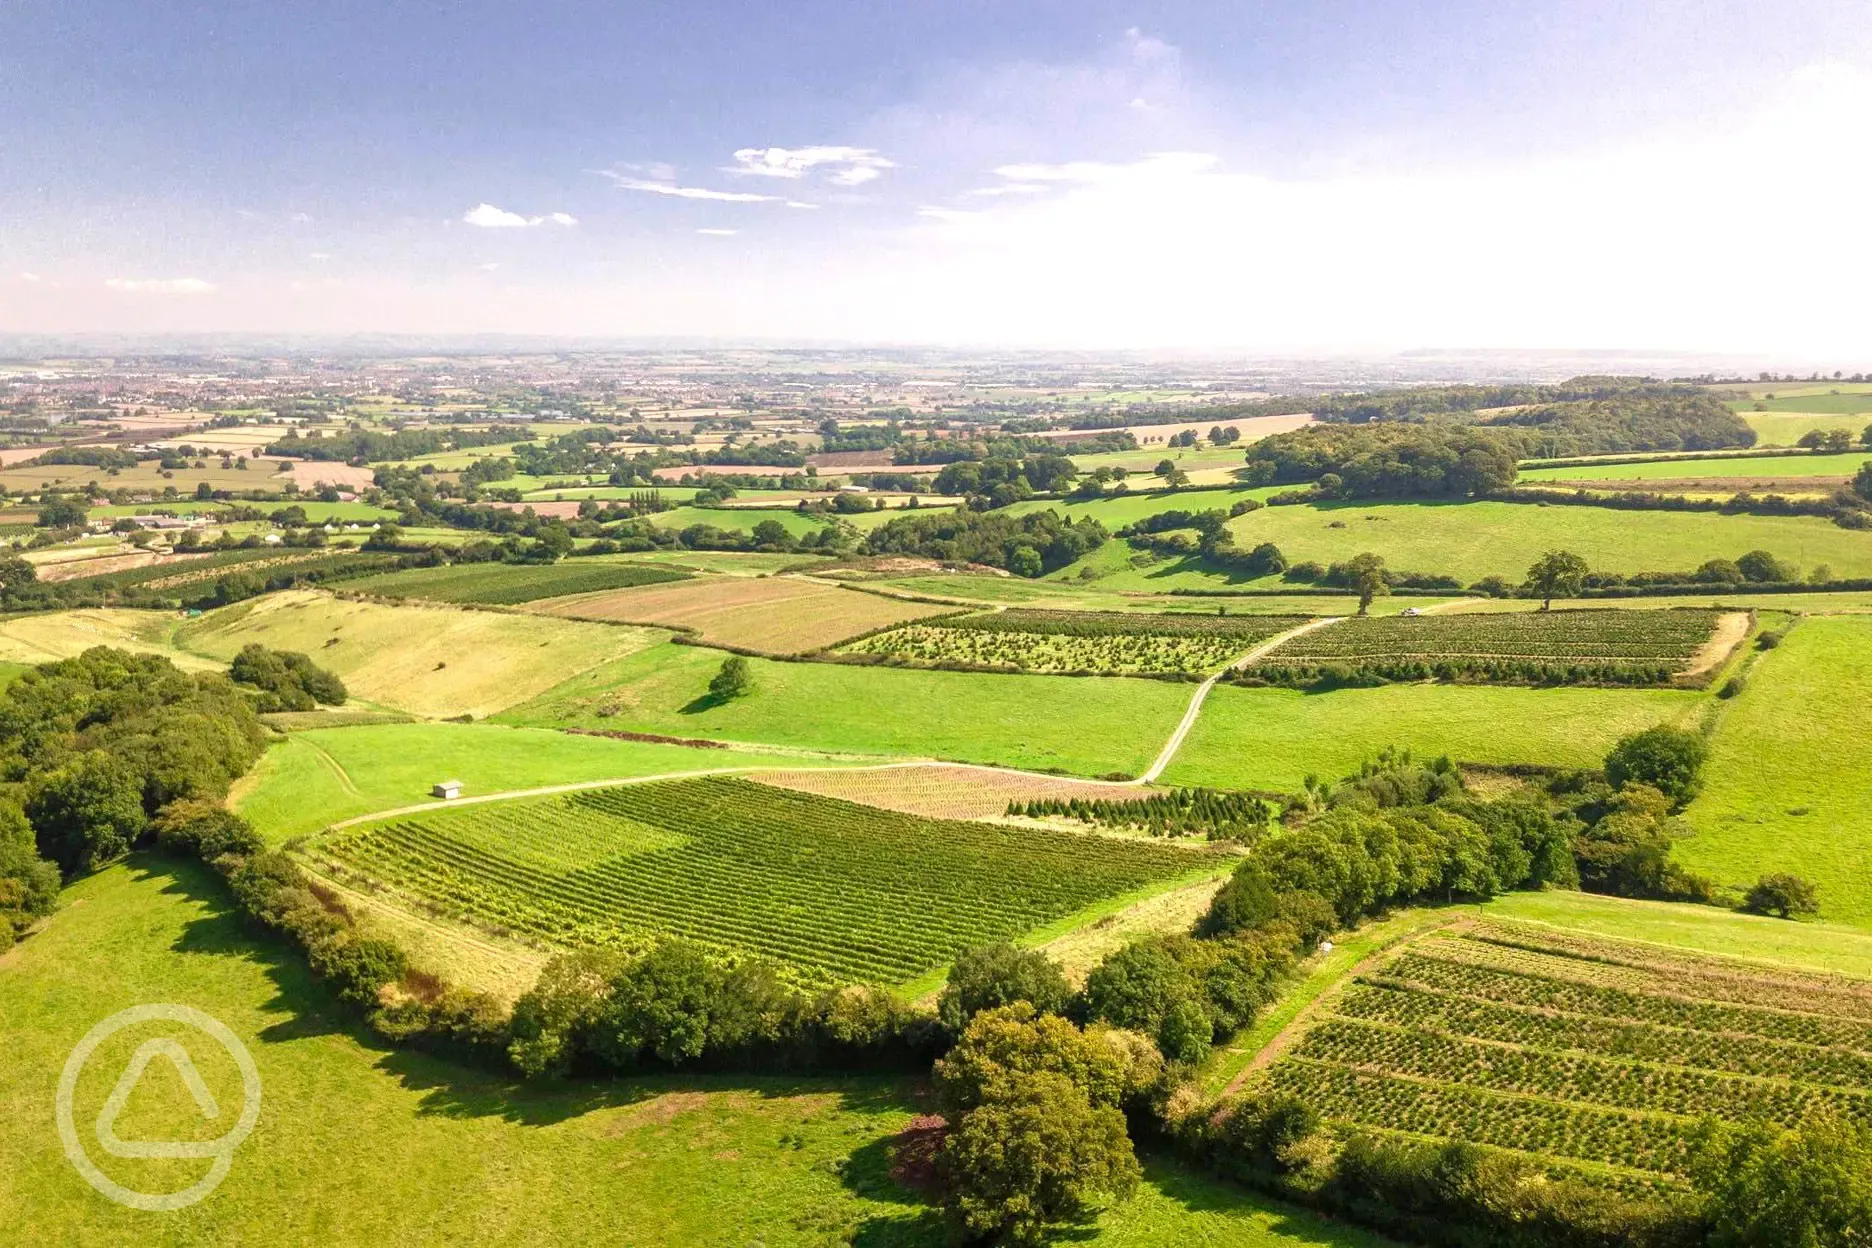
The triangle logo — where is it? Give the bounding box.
[94,1037,225,1160]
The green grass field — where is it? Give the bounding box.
[1521,450,1872,483]
[1681,616,1872,926]
[175,591,664,719]
[496,641,1194,777]
[1481,890,1872,978]
[1731,392,1872,415]
[1031,498,1872,591]
[0,859,1380,1247]
[1743,412,1870,446]
[1005,486,1277,531]
[1161,682,1702,791]
[1219,500,1872,584]
[229,722,842,840]
[646,505,832,536]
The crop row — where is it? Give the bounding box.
[326,777,1204,985]
[844,625,1253,675]
[1378,954,1872,1052]
[940,609,1307,640]
[1265,1058,1694,1176]
[1258,609,1722,664]
[1335,981,1872,1091]
[401,802,688,872]
[1458,925,1872,1022]
[1419,934,1872,1023]
[1296,1017,1871,1127]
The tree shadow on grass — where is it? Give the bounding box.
[677,690,729,715]
[1136,1154,1395,1246]
[379,1051,923,1130]
[136,854,357,1045]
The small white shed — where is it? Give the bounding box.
[431,780,462,800]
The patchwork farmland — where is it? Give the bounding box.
[316,776,1216,985]
[1259,921,1872,1185]
[843,608,1310,674]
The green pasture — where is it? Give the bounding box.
[1216,500,1872,584]
[0,861,1378,1247]
[1682,616,1872,926]
[1005,486,1277,531]
[231,722,840,840]
[1481,889,1872,978]
[1521,451,1871,483]
[1730,391,1872,415]
[1161,682,1703,792]
[1744,412,1869,446]
[646,506,832,536]
[496,641,1193,778]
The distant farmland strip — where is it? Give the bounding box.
[532,576,955,653]
[1239,608,1735,686]
[346,560,691,605]
[318,775,1212,985]
[842,609,1307,675]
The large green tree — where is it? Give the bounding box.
[939,1070,1140,1246]
[1692,1111,1872,1247]
[1524,549,1589,609]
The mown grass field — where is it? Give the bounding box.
[644,505,833,536]
[1481,890,1872,978]
[1731,390,1872,415]
[1520,450,1872,483]
[229,722,834,840]
[1162,682,1702,791]
[176,591,663,719]
[0,860,1380,1247]
[497,641,1194,777]
[1005,486,1277,530]
[1259,920,1872,1186]
[1744,412,1870,446]
[1031,498,1872,591]
[1217,500,1872,584]
[533,576,955,653]
[319,776,1216,985]
[345,559,690,605]
[1681,616,1872,926]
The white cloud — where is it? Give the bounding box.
[462,203,578,228]
[290,212,314,224]
[965,183,1048,198]
[17,273,43,284]
[727,145,896,187]
[104,277,216,294]
[696,228,739,236]
[308,252,331,262]
[878,64,1872,352]
[784,200,818,209]
[599,171,783,203]
[479,262,502,271]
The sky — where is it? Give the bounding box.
[2,0,1870,354]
